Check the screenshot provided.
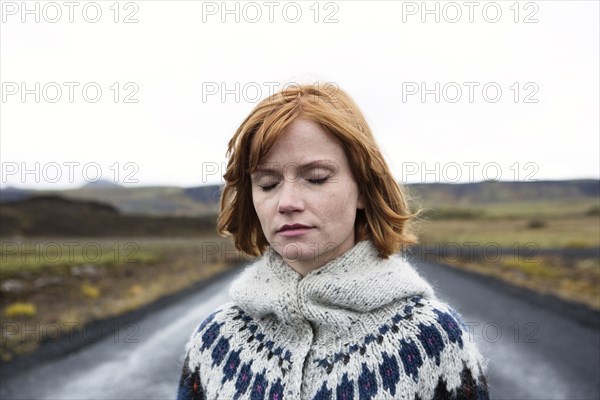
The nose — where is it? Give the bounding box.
[277,181,304,214]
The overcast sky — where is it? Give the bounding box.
[1,1,599,190]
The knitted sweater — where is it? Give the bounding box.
[176,239,490,400]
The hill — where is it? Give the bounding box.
[0,180,597,218]
[0,195,216,237]
[407,180,599,206]
[51,186,219,216]
[0,187,34,203]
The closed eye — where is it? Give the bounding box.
[308,177,328,185]
[259,177,329,192]
[259,184,277,192]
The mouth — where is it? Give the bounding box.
[277,224,314,236]
[277,223,311,232]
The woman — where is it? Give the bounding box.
[176,83,490,399]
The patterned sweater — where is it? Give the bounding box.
[176,239,490,399]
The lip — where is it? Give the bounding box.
[278,227,314,237]
[277,223,314,237]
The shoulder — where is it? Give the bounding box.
[184,301,246,342]
[181,302,246,367]
[388,295,490,394]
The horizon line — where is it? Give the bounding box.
[1,177,599,192]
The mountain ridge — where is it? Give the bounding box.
[1,179,597,217]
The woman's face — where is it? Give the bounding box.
[251,117,365,276]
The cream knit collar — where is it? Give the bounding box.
[228,239,437,343]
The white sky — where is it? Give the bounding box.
[1,0,599,190]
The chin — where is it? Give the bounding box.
[271,241,321,261]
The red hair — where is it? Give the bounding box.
[217,83,420,258]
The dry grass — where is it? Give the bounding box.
[0,236,248,362]
[415,216,600,249]
[415,215,600,310]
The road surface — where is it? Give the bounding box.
[1,259,598,399]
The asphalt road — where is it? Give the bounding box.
[1,259,598,400]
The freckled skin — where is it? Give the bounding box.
[251,118,365,277]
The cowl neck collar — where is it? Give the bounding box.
[228,239,436,342]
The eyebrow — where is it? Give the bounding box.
[253,160,337,174]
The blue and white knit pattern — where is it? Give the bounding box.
[177,239,490,399]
